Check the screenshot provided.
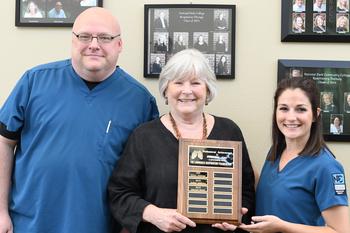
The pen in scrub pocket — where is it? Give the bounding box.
[106,120,111,133]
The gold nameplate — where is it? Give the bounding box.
[177,139,242,225]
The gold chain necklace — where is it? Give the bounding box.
[169,112,207,139]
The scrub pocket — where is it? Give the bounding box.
[98,123,132,165]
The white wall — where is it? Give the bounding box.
[1,0,349,205]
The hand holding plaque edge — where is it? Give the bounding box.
[143,204,196,232]
[211,207,248,231]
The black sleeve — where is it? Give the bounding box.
[108,130,150,233]
[0,122,20,140]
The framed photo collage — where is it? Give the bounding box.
[281,0,350,42]
[144,4,236,79]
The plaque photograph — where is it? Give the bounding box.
[177,139,242,224]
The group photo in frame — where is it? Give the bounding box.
[278,59,350,141]
[15,0,103,27]
[281,0,350,42]
[144,4,236,79]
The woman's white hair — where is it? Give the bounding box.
[158,49,217,103]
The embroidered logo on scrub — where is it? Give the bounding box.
[332,173,346,195]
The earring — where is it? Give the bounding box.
[165,97,168,105]
[205,97,209,105]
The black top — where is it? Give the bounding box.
[216,42,226,53]
[108,116,255,233]
[215,18,227,30]
[323,103,338,113]
[194,42,208,52]
[151,62,162,74]
[174,41,186,53]
[218,62,229,75]
[345,103,350,112]
[154,42,167,52]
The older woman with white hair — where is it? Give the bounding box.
[108,49,255,233]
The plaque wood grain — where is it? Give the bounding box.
[177,139,242,225]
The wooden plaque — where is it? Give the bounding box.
[177,139,242,225]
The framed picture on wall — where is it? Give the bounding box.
[144,4,236,79]
[15,0,103,27]
[278,59,350,142]
[281,0,350,42]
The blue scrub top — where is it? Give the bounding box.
[256,148,348,226]
[0,59,159,233]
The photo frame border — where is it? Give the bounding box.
[15,0,103,27]
[144,4,236,79]
[278,59,350,142]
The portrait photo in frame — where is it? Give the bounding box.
[15,0,103,27]
[144,4,236,79]
[281,0,350,42]
[278,59,350,141]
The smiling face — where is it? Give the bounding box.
[295,0,304,6]
[295,16,304,28]
[340,0,347,6]
[55,2,63,12]
[333,117,341,126]
[198,35,204,43]
[276,88,315,145]
[159,36,165,43]
[165,75,207,117]
[71,7,122,81]
[291,69,302,78]
[316,15,324,26]
[28,2,37,14]
[220,56,226,63]
[338,17,347,27]
[323,93,332,105]
[315,0,323,7]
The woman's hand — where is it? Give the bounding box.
[142,204,196,232]
[212,222,238,231]
[212,207,248,231]
[239,215,284,233]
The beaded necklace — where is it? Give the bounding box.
[168,112,207,139]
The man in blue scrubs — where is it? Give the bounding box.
[47,1,66,18]
[0,7,158,233]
